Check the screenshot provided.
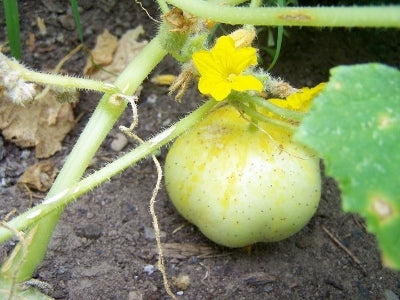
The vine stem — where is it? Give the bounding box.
[6,57,119,94]
[234,100,297,133]
[0,99,218,245]
[8,60,119,94]
[166,0,400,28]
[0,36,167,282]
[231,92,305,121]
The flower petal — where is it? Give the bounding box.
[193,50,221,77]
[232,47,258,74]
[198,75,214,95]
[192,35,263,100]
[211,81,232,101]
[269,82,326,112]
[231,75,263,92]
[198,76,231,101]
[211,36,236,75]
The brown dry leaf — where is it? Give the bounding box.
[85,26,148,83]
[83,29,118,75]
[18,160,58,192]
[0,88,76,158]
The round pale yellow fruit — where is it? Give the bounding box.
[164,105,321,247]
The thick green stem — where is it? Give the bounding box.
[167,0,400,27]
[0,36,167,282]
[209,0,249,5]
[0,99,218,245]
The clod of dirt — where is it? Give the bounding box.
[18,160,58,192]
[74,223,103,239]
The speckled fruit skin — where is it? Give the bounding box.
[164,105,321,247]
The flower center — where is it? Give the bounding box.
[227,73,237,82]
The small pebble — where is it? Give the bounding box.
[57,266,67,275]
[162,118,172,126]
[188,256,198,264]
[110,133,128,151]
[143,264,156,275]
[0,137,6,161]
[144,226,166,241]
[146,94,157,104]
[264,284,274,293]
[58,14,75,30]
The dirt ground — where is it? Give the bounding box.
[1,1,400,299]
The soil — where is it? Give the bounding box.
[1,1,400,299]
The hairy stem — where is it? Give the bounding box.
[0,99,218,245]
[231,93,305,121]
[166,0,400,27]
[233,100,298,133]
[6,58,119,94]
[0,36,167,283]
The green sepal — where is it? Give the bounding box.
[158,21,189,59]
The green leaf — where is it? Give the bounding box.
[294,63,400,270]
[3,0,21,60]
[69,0,84,44]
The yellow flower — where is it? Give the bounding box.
[192,35,263,101]
[269,82,326,113]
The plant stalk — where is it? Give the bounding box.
[6,58,120,94]
[167,0,400,28]
[0,36,167,282]
[0,99,218,244]
[231,93,305,121]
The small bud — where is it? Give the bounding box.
[266,77,300,98]
[229,27,256,48]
